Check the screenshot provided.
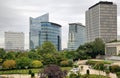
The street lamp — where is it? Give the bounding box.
[25,66,28,78]
[19,66,21,78]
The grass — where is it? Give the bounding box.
[82,74,110,78]
[86,60,113,65]
[0,69,40,74]
[0,67,72,75]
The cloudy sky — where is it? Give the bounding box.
[0,0,119,49]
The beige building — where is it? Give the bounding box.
[105,42,120,56]
[86,1,117,42]
[5,32,24,51]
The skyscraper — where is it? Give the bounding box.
[68,23,86,50]
[5,32,24,51]
[30,13,61,50]
[86,1,117,42]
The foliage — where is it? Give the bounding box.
[94,61,105,70]
[77,38,105,58]
[28,52,41,60]
[16,57,32,68]
[29,70,32,74]
[86,60,112,66]
[82,74,110,78]
[0,48,6,59]
[0,67,70,75]
[5,52,16,60]
[60,60,73,67]
[109,65,120,73]
[31,60,43,68]
[16,52,28,58]
[116,72,120,78]
[2,60,16,69]
[39,64,67,78]
[69,73,78,78]
[37,41,57,54]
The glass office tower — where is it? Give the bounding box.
[30,13,61,50]
[68,23,86,50]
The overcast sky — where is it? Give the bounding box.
[0,0,119,49]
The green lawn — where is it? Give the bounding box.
[0,67,72,75]
[82,74,110,78]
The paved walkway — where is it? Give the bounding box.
[79,65,117,78]
[0,74,35,78]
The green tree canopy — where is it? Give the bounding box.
[77,38,105,58]
[5,52,16,60]
[37,41,57,54]
[16,57,32,68]
[0,48,6,59]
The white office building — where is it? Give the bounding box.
[5,32,24,51]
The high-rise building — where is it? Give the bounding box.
[68,23,86,50]
[86,1,117,42]
[5,32,24,51]
[30,13,61,50]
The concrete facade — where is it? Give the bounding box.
[86,1,117,42]
[105,42,120,56]
[5,32,24,51]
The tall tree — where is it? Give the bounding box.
[16,57,32,68]
[39,64,67,78]
[37,41,57,54]
[0,48,6,59]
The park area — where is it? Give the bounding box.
[0,59,120,78]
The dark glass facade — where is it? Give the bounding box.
[30,14,61,50]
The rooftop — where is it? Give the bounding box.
[89,1,113,9]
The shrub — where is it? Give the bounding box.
[16,57,32,68]
[116,72,120,78]
[2,60,16,69]
[109,65,120,73]
[94,61,105,70]
[60,60,68,67]
[60,60,73,67]
[69,73,78,78]
[31,60,43,68]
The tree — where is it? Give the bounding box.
[0,48,6,59]
[92,38,105,55]
[77,38,105,58]
[31,60,43,68]
[42,53,57,65]
[28,52,42,60]
[2,60,16,69]
[93,61,106,71]
[5,52,16,60]
[39,64,67,78]
[16,57,32,68]
[16,52,28,58]
[109,65,120,73]
[37,41,57,54]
